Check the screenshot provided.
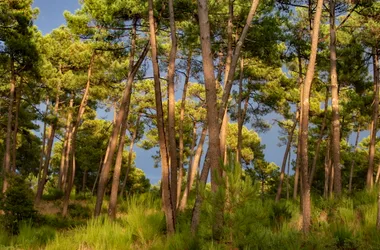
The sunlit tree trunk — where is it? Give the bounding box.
[108,18,138,219]
[299,0,324,233]
[324,139,331,198]
[148,0,175,233]
[237,58,245,164]
[11,82,22,172]
[94,41,150,216]
[177,53,192,207]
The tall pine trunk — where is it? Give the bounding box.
[167,0,178,215]
[148,0,175,233]
[94,41,150,216]
[11,82,22,172]
[177,51,192,207]
[299,0,324,233]
[330,0,341,195]
[108,18,138,219]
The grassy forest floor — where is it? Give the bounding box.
[2,189,380,249]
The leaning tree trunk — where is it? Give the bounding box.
[179,125,207,211]
[2,58,16,193]
[35,83,61,204]
[275,117,297,202]
[368,48,379,189]
[108,19,138,220]
[299,0,324,233]
[62,53,95,216]
[309,86,329,185]
[58,97,74,190]
[330,0,341,196]
[148,0,175,233]
[94,41,150,216]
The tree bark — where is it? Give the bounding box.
[368,48,379,189]
[309,86,329,185]
[330,0,341,195]
[167,0,179,216]
[196,0,224,239]
[237,58,244,164]
[58,97,74,190]
[35,82,61,204]
[94,41,150,216]
[177,51,192,208]
[275,117,297,202]
[108,19,138,219]
[2,58,16,193]
[148,0,175,233]
[323,139,331,199]
[179,125,207,211]
[35,99,49,204]
[349,126,360,193]
[299,0,324,233]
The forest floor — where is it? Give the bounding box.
[2,190,380,249]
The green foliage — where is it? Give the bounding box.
[68,203,91,219]
[0,175,37,234]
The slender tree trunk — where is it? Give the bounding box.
[368,49,379,189]
[94,41,150,216]
[2,58,16,193]
[294,51,303,200]
[179,125,207,210]
[299,0,324,233]
[119,132,137,198]
[35,84,60,204]
[62,53,95,216]
[323,139,331,198]
[286,151,291,200]
[237,58,244,164]
[166,0,179,216]
[58,97,74,190]
[92,152,107,195]
[177,51,192,207]
[330,0,341,195]
[218,0,260,123]
[108,19,138,219]
[191,151,210,234]
[196,0,224,239]
[148,0,175,233]
[11,82,22,172]
[275,117,297,202]
[349,126,360,193]
[377,184,380,230]
[309,86,329,185]
[35,99,49,204]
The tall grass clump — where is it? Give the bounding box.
[46,216,132,250]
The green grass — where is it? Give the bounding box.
[2,190,380,249]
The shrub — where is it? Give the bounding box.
[0,175,37,234]
[43,187,64,201]
[68,203,91,219]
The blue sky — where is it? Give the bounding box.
[32,0,290,185]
